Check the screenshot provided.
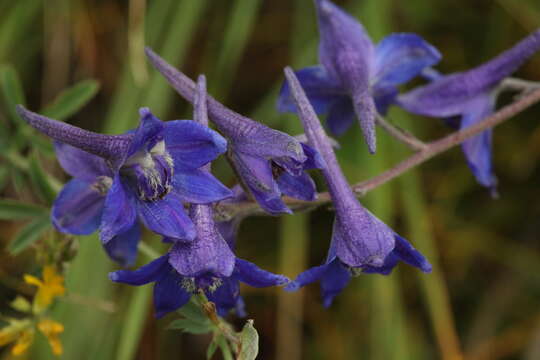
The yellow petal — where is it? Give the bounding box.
[24,274,43,288]
[38,319,64,356]
[48,335,63,355]
[0,328,18,346]
[38,319,64,335]
[11,329,34,356]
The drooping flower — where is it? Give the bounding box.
[110,76,288,317]
[145,48,324,215]
[398,29,540,194]
[23,265,65,314]
[278,0,441,153]
[284,67,431,306]
[17,105,232,266]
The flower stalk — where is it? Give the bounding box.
[217,86,540,217]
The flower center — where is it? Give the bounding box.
[122,140,174,201]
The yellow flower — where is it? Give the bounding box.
[24,265,65,313]
[11,329,34,356]
[37,319,64,356]
[0,319,33,356]
[0,318,64,357]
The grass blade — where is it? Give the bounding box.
[8,216,51,255]
[41,79,100,121]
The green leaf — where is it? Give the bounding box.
[206,334,219,359]
[0,64,26,124]
[0,199,48,220]
[177,299,208,322]
[168,318,213,335]
[41,80,100,121]
[0,166,9,192]
[28,152,59,205]
[238,320,259,360]
[217,335,234,360]
[8,216,51,255]
[10,295,32,313]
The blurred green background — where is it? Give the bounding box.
[1,0,540,359]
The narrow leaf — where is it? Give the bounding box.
[0,199,48,220]
[41,80,100,121]
[177,299,208,322]
[238,319,259,360]
[206,335,219,359]
[168,318,213,334]
[8,216,51,255]
[28,152,60,205]
[217,335,234,360]
[0,64,26,124]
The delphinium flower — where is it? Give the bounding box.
[278,0,441,153]
[398,29,540,195]
[145,48,324,215]
[110,76,288,318]
[284,67,431,306]
[17,105,232,266]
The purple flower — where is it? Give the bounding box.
[283,67,431,306]
[145,47,324,215]
[278,0,440,153]
[109,77,288,317]
[398,29,540,195]
[17,105,232,266]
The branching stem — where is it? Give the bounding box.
[218,87,540,217]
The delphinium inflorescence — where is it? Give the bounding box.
[2,0,540,358]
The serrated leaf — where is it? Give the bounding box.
[41,79,100,121]
[10,296,31,313]
[238,320,259,360]
[168,318,213,335]
[0,64,26,124]
[0,199,48,220]
[28,152,59,204]
[206,335,219,359]
[177,299,208,322]
[8,216,51,255]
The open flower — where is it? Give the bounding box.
[398,29,540,194]
[24,265,65,314]
[17,105,232,266]
[278,0,440,153]
[284,67,431,306]
[110,77,288,317]
[0,318,64,356]
[145,48,323,215]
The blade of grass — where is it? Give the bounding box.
[397,113,463,360]
[0,1,42,61]
[208,0,263,101]
[351,2,410,358]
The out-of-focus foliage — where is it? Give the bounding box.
[0,0,539,359]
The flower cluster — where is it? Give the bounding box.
[0,266,65,356]
[10,0,540,348]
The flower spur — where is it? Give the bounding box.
[284,67,431,306]
[398,29,540,195]
[145,47,324,215]
[17,105,232,266]
[278,0,440,153]
[110,76,288,317]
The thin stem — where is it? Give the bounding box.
[196,292,241,347]
[376,113,428,151]
[501,77,540,93]
[217,87,540,217]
